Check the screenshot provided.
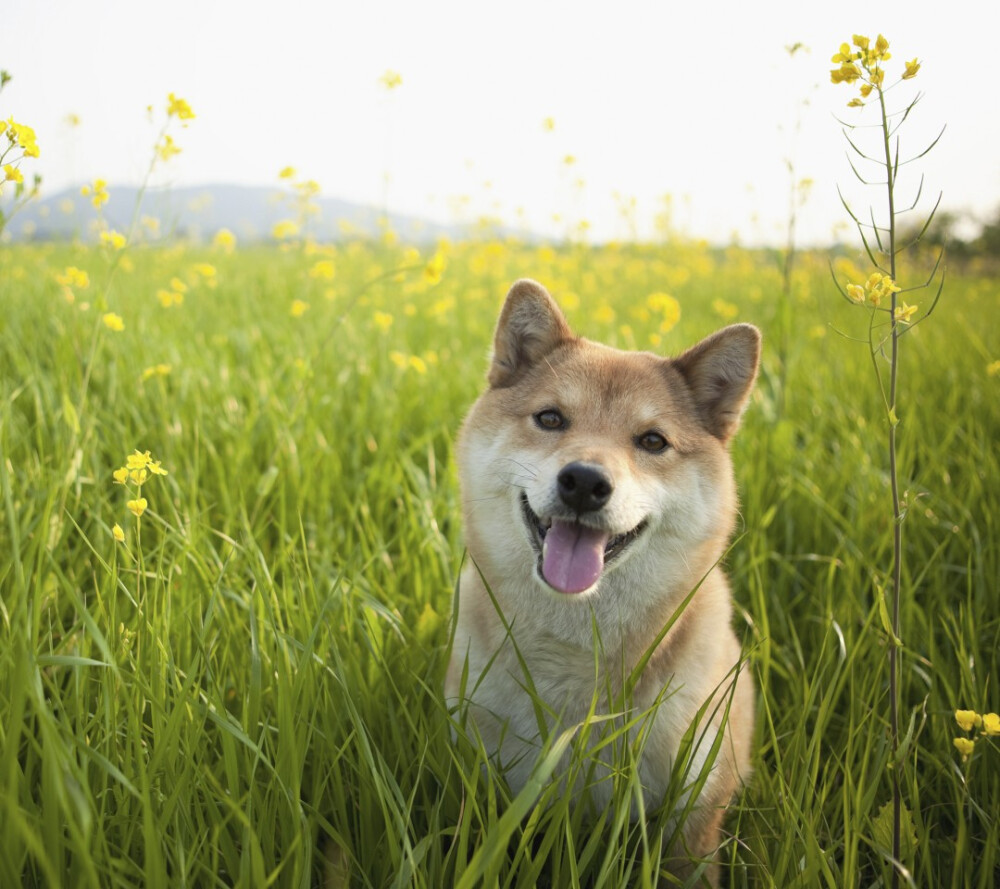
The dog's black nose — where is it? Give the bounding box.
[557,462,613,513]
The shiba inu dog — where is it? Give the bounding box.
[446,280,760,884]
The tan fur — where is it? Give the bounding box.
[446,280,760,885]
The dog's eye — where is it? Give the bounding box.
[636,431,669,453]
[534,409,566,430]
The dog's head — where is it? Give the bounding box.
[459,279,760,599]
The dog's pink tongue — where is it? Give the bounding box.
[542,519,610,594]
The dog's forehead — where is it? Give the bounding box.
[522,339,690,420]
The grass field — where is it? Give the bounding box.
[1,235,998,887]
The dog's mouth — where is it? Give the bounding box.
[520,493,647,595]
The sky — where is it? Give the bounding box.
[3,0,999,245]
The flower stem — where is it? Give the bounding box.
[878,82,903,888]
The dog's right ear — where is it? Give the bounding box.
[488,279,573,387]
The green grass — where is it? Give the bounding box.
[1,238,997,887]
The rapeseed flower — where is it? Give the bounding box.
[373,311,393,331]
[112,523,125,543]
[894,302,918,324]
[983,713,1000,736]
[102,312,125,332]
[127,498,147,518]
[81,178,109,208]
[4,118,40,157]
[156,133,181,162]
[3,163,22,183]
[309,260,336,280]
[423,252,446,285]
[213,228,236,252]
[272,220,299,240]
[157,288,184,307]
[141,363,172,380]
[831,33,917,105]
[166,93,195,120]
[646,292,681,333]
[56,266,90,290]
[379,70,402,90]
[100,230,126,250]
[290,299,309,317]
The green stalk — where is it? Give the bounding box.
[877,79,903,888]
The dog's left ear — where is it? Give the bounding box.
[674,323,761,442]
[488,279,574,387]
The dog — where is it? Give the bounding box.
[446,279,759,885]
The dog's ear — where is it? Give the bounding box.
[674,324,761,442]
[488,279,574,387]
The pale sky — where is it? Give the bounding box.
[4,0,999,245]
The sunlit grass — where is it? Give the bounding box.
[1,238,998,886]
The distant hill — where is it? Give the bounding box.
[1,183,495,244]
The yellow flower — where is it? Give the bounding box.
[148,460,168,476]
[902,58,921,80]
[847,98,864,108]
[955,709,981,732]
[156,133,181,161]
[290,299,309,317]
[192,262,216,279]
[953,737,975,760]
[594,304,615,324]
[3,164,23,183]
[647,292,681,333]
[5,119,40,157]
[272,219,299,240]
[113,467,129,485]
[423,252,446,285]
[157,288,184,307]
[56,266,90,289]
[130,468,148,486]
[541,117,555,132]
[82,178,109,209]
[213,228,236,252]
[830,43,855,64]
[563,154,577,166]
[830,63,862,85]
[860,83,873,98]
[102,312,125,332]
[373,311,393,331]
[712,299,739,321]
[852,34,870,51]
[126,450,153,470]
[112,523,125,543]
[982,713,1000,736]
[309,260,336,280]
[894,302,918,324]
[166,93,195,120]
[379,70,403,90]
[408,355,427,374]
[127,498,148,518]
[846,283,866,303]
[100,230,126,250]
[987,360,1000,377]
[278,166,296,180]
[141,364,172,380]
[870,68,885,88]
[389,350,408,370]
